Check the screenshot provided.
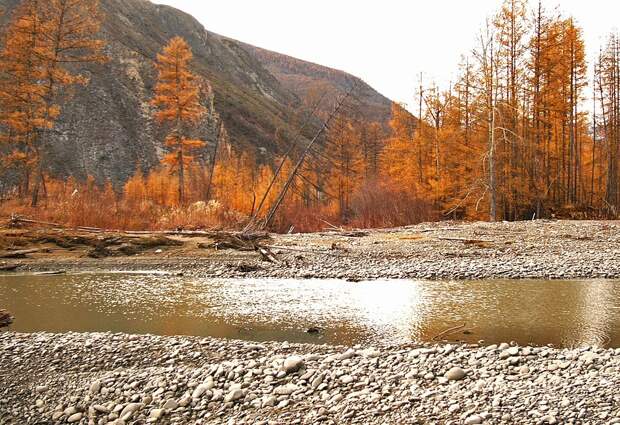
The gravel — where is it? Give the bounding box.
[7,220,620,281]
[4,220,620,423]
[2,332,620,424]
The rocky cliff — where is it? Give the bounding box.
[0,0,393,185]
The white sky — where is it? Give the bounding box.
[156,1,619,107]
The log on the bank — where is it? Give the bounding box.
[198,232,272,251]
[33,271,66,276]
[0,249,40,259]
[198,232,278,262]
[0,263,19,272]
[438,237,494,248]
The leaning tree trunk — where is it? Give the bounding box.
[178,144,185,206]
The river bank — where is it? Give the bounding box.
[1,332,620,424]
[2,220,620,280]
[3,220,620,423]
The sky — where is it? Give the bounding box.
[156,1,619,107]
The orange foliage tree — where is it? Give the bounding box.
[0,0,106,206]
[151,36,206,206]
[0,1,49,196]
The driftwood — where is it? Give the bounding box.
[198,232,271,250]
[438,237,492,243]
[0,309,13,328]
[0,249,40,259]
[438,237,494,248]
[9,215,268,239]
[0,263,19,272]
[8,215,239,237]
[339,230,369,238]
[198,232,278,262]
[7,215,280,262]
[432,323,467,341]
[33,270,66,276]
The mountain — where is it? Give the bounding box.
[241,43,392,124]
[0,0,394,185]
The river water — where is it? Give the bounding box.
[1,273,619,347]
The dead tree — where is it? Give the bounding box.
[261,83,358,229]
[248,91,329,228]
[242,82,358,231]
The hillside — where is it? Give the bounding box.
[0,0,394,185]
[242,43,393,124]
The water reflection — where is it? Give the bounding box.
[1,274,619,347]
[572,281,616,347]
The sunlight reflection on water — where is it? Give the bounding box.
[1,273,619,347]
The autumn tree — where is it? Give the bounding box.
[0,0,106,206]
[35,0,105,206]
[325,115,362,222]
[152,36,206,205]
[383,103,424,191]
[359,122,384,180]
[0,2,46,194]
[493,0,529,220]
[597,34,620,212]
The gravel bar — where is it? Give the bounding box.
[3,220,620,424]
[2,332,620,424]
[6,220,620,281]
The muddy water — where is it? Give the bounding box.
[1,273,619,347]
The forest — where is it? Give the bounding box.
[0,0,620,232]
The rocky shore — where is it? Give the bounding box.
[2,332,620,424]
[3,221,620,423]
[3,220,620,281]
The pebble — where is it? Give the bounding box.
[340,375,354,384]
[149,408,164,419]
[192,383,209,399]
[67,412,83,423]
[444,367,466,381]
[283,356,304,373]
[162,399,177,410]
[464,414,483,424]
[89,379,101,394]
[274,384,298,396]
[224,389,244,403]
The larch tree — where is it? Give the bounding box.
[359,121,384,180]
[326,115,363,222]
[152,36,207,206]
[0,0,47,195]
[473,19,499,221]
[597,34,620,212]
[31,0,106,207]
[494,0,529,220]
[0,0,106,206]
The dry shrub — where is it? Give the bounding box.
[0,177,241,231]
[349,182,437,229]
[0,171,439,233]
[270,203,339,233]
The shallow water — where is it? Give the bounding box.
[1,273,620,347]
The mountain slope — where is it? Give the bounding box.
[0,0,394,185]
[242,43,393,124]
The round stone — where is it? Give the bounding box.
[464,414,483,425]
[224,389,244,403]
[283,356,304,373]
[444,367,467,381]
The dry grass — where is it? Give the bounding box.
[0,175,436,233]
